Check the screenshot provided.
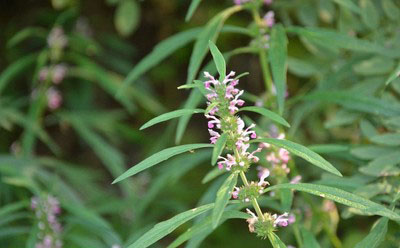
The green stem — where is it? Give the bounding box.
[239,171,265,221]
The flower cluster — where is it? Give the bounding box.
[246,208,295,238]
[39,64,68,85]
[47,27,68,50]
[203,70,294,239]
[31,195,63,248]
[203,71,260,173]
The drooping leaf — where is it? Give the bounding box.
[212,173,238,228]
[120,28,201,93]
[211,133,228,165]
[140,109,205,130]
[354,217,388,248]
[269,24,288,115]
[253,138,342,177]
[127,204,214,248]
[239,106,290,127]
[113,144,212,183]
[265,183,400,221]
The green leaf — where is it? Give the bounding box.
[268,232,287,248]
[7,27,47,48]
[286,27,400,58]
[202,167,225,184]
[167,210,248,248]
[113,144,212,183]
[333,0,361,14]
[212,173,238,228]
[114,0,140,37]
[308,144,349,154]
[353,56,394,75]
[351,146,397,160]
[176,90,204,144]
[304,91,400,116]
[186,0,202,21]
[354,217,388,248]
[382,0,400,20]
[360,0,379,29]
[127,203,214,248]
[186,5,241,85]
[140,109,205,130]
[300,227,321,248]
[239,106,290,127]
[385,62,400,86]
[208,40,226,80]
[253,138,342,177]
[370,133,400,146]
[212,133,228,165]
[0,53,37,95]
[120,28,201,93]
[269,24,288,115]
[265,183,400,221]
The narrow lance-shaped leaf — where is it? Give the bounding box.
[269,24,288,115]
[239,106,290,127]
[300,227,321,248]
[333,0,361,14]
[212,173,238,228]
[286,27,400,58]
[140,109,205,130]
[385,62,400,86]
[186,5,242,85]
[118,27,201,94]
[112,144,213,184]
[167,210,248,248]
[354,217,388,248]
[127,203,214,248]
[185,0,202,21]
[264,183,400,221]
[212,133,228,165]
[253,138,342,177]
[208,40,226,80]
[304,91,400,117]
[268,232,287,248]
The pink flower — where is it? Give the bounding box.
[263,11,275,28]
[47,87,62,110]
[258,168,270,187]
[232,187,240,199]
[273,212,289,227]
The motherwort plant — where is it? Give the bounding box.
[111,41,381,248]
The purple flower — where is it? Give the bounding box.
[47,27,68,49]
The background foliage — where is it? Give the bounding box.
[1,0,400,247]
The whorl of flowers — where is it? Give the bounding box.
[203,71,260,173]
[203,70,294,238]
[31,195,63,248]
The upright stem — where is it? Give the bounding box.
[239,171,265,221]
